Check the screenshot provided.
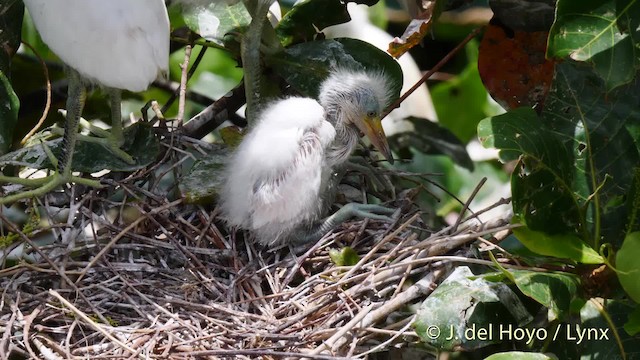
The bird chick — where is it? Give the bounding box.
[220,69,395,246]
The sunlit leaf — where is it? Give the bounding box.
[512,224,604,264]
[548,0,640,91]
[616,232,640,303]
[329,247,359,266]
[508,269,581,320]
[181,1,250,45]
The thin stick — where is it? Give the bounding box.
[382,27,483,119]
[450,177,487,233]
[21,41,52,145]
[177,44,192,124]
[48,290,141,358]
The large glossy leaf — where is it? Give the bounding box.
[0,123,159,172]
[267,38,403,100]
[479,62,640,247]
[548,0,640,91]
[414,266,532,351]
[478,107,580,234]
[181,1,250,45]
[543,63,640,247]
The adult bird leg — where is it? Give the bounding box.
[241,0,275,122]
[0,70,102,204]
[69,88,135,164]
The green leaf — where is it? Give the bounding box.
[624,306,640,336]
[484,352,555,360]
[267,38,402,100]
[388,117,473,170]
[512,225,604,264]
[616,232,640,303]
[414,266,532,351]
[544,63,640,246]
[275,0,350,46]
[328,247,359,266]
[432,42,490,143]
[509,270,581,321]
[480,62,640,247]
[548,0,640,91]
[181,1,250,45]
[478,107,580,234]
[0,123,159,172]
[180,147,229,204]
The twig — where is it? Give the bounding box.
[20,41,52,145]
[48,290,140,358]
[177,45,192,124]
[450,177,487,233]
[382,27,483,119]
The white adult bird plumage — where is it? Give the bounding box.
[0,0,170,204]
[220,69,396,246]
[25,0,169,92]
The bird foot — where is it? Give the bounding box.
[336,203,398,222]
[0,171,102,205]
[55,111,135,164]
[297,203,398,244]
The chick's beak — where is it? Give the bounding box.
[356,115,394,164]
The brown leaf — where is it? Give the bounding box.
[388,0,442,58]
[478,19,556,111]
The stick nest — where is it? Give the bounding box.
[0,134,512,359]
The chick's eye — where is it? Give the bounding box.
[367,111,376,118]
